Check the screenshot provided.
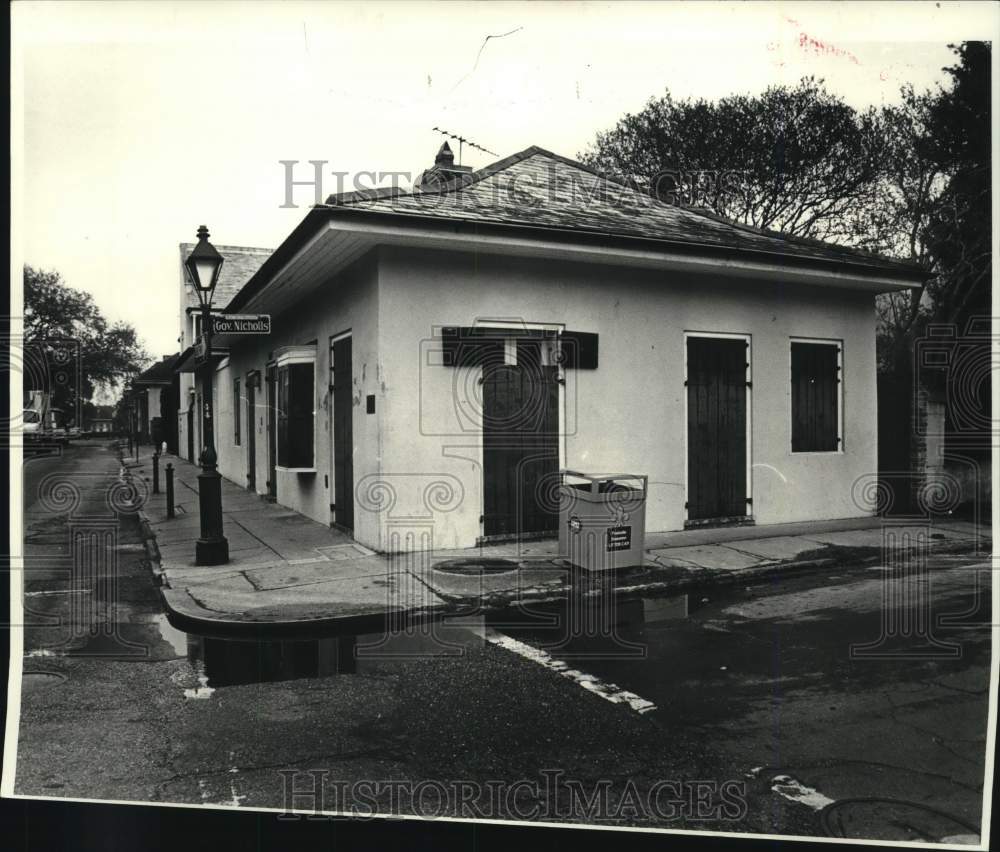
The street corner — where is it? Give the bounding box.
[160,561,452,632]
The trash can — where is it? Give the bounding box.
[559,470,648,572]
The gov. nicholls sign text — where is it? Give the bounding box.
[210,314,272,335]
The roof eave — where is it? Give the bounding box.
[322,206,925,287]
[228,203,922,314]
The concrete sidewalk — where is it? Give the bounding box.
[122,445,991,634]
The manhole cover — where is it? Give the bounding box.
[22,671,67,692]
[821,798,979,842]
[433,558,520,575]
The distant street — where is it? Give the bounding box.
[13,441,990,842]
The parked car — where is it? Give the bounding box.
[22,409,42,444]
[68,426,82,440]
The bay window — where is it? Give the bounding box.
[274,346,316,470]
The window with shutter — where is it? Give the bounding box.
[276,367,290,466]
[234,378,241,446]
[276,359,315,469]
[791,340,842,452]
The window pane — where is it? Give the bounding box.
[289,363,315,468]
[791,342,839,452]
[277,368,289,467]
[276,362,314,468]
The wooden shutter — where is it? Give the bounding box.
[560,331,598,369]
[234,379,241,446]
[441,327,505,367]
[791,342,839,452]
[276,367,290,466]
[288,363,314,468]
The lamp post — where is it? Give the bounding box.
[185,225,229,566]
[125,391,133,456]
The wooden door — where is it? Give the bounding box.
[330,335,354,531]
[265,365,277,501]
[686,336,748,521]
[186,406,194,460]
[482,339,559,538]
[246,376,256,491]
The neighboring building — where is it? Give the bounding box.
[129,354,180,449]
[176,242,272,464]
[82,403,115,434]
[177,144,925,553]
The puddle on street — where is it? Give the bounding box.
[21,671,67,692]
[170,595,698,689]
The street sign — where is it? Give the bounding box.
[210,314,271,335]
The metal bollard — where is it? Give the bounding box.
[166,463,175,519]
[152,452,160,494]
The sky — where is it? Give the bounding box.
[11,1,999,366]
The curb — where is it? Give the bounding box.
[160,587,453,638]
[120,443,990,637]
[148,537,987,638]
[116,444,167,587]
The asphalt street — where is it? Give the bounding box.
[10,441,992,842]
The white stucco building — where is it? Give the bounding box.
[176,242,272,464]
[175,144,924,554]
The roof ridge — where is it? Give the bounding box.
[324,145,549,206]
[179,242,274,253]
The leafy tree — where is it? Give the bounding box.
[923,42,991,328]
[868,85,946,374]
[871,43,990,380]
[581,78,883,244]
[581,52,989,385]
[23,265,150,418]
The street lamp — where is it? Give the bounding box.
[184,225,229,566]
[125,388,133,455]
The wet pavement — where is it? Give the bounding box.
[11,441,992,842]
[128,445,990,634]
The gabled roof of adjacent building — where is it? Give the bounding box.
[226,145,925,314]
[179,243,273,309]
[86,404,115,420]
[133,353,180,386]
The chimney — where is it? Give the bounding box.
[416,141,473,190]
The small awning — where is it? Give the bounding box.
[174,344,230,374]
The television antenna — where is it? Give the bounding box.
[432,127,497,164]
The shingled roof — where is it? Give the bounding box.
[226,145,923,314]
[133,353,180,385]
[323,145,920,277]
[179,242,273,308]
